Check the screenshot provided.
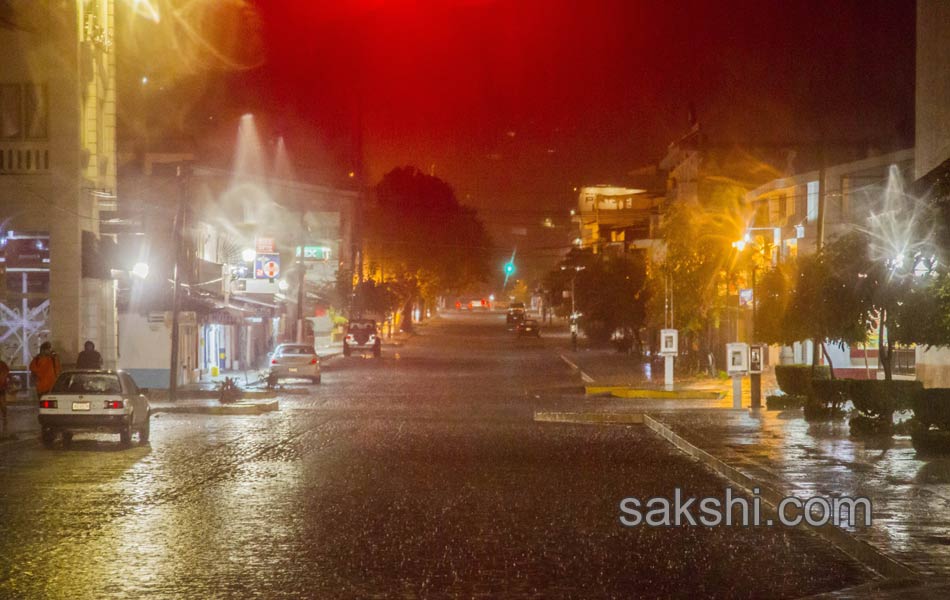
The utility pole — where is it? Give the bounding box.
[813,143,827,369]
[169,163,189,401]
[296,207,306,344]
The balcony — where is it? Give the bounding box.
[0,143,50,174]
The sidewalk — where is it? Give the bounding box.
[562,346,779,406]
[558,348,950,582]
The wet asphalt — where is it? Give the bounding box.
[0,312,868,598]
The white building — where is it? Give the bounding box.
[1,2,119,375]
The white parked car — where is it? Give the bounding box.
[268,344,321,384]
[38,370,150,448]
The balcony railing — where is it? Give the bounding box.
[0,144,50,174]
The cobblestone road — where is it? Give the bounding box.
[0,312,869,598]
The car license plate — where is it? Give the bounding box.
[289,367,298,373]
[72,401,91,411]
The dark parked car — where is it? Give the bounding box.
[344,319,382,357]
[507,302,526,326]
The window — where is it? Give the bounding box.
[24,84,47,139]
[806,181,819,222]
[0,84,48,140]
[0,84,21,139]
[52,373,122,394]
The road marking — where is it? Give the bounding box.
[559,354,595,383]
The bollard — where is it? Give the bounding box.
[732,375,743,409]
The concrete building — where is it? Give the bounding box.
[913,1,950,387]
[744,149,915,376]
[114,157,356,387]
[1,1,119,377]
[572,185,663,257]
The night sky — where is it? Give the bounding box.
[122,0,916,274]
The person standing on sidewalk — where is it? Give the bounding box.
[76,341,102,369]
[30,342,61,399]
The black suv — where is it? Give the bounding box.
[506,302,526,326]
[344,319,382,358]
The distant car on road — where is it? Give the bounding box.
[269,344,321,384]
[468,298,491,311]
[517,319,541,337]
[344,319,382,357]
[38,370,150,448]
[507,301,526,326]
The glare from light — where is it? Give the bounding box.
[124,0,161,22]
[489,294,495,302]
[241,248,256,263]
[278,279,289,291]
[132,262,150,279]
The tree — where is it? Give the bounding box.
[548,249,649,349]
[364,167,492,324]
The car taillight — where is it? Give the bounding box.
[271,358,278,365]
[345,334,353,341]
[104,400,124,409]
[310,358,318,365]
[39,399,57,409]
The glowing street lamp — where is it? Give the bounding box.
[131,262,149,279]
[241,248,257,263]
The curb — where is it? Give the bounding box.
[585,385,723,400]
[641,413,917,582]
[534,411,644,425]
[559,354,594,383]
[152,400,279,416]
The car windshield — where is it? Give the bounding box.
[348,321,376,330]
[51,373,122,395]
[278,345,315,356]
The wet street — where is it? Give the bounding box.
[0,312,868,598]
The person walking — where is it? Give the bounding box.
[30,342,61,399]
[76,340,103,369]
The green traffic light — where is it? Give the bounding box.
[504,262,515,275]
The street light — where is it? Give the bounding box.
[131,262,149,279]
[733,228,777,409]
[561,265,585,351]
[241,248,256,263]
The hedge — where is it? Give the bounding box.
[775,365,831,397]
[805,379,850,420]
[766,394,805,410]
[911,388,950,454]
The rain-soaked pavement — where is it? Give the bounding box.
[0,312,871,598]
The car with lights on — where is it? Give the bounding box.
[268,343,321,384]
[517,319,541,337]
[38,370,150,448]
[344,319,382,357]
[506,301,526,326]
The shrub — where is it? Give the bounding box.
[805,379,850,421]
[775,365,831,396]
[766,394,805,410]
[849,414,894,437]
[912,388,950,431]
[849,380,922,418]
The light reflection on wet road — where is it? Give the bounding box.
[0,313,867,598]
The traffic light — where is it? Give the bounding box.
[504,261,515,276]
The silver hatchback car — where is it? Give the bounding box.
[268,344,321,384]
[38,370,151,448]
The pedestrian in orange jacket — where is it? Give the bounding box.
[30,342,61,398]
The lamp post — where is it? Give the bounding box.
[562,265,585,351]
[733,228,776,409]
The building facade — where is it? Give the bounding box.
[1,1,119,378]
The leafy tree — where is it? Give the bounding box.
[364,167,492,324]
[548,249,649,349]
